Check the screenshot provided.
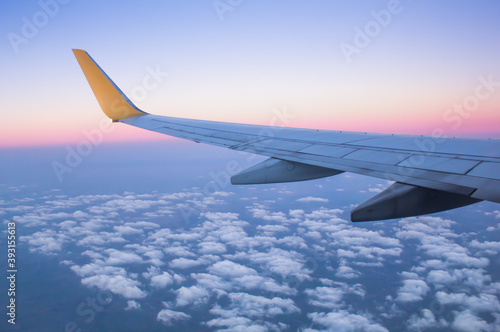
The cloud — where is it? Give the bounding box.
[100,198,167,213]
[248,206,288,223]
[289,209,305,219]
[427,268,492,290]
[206,316,266,331]
[335,265,360,279]
[81,275,146,299]
[125,300,141,311]
[157,308,191,326]
[396,279,430,302]
[198,241,227,255]
[208,260,257,278]
[407,309,447,331]
[229,248,312,281]
[233,275,296,296]
[308,311,388,332]
[167,232,203,242]
[396,217,489,269]
[58,220,78,228]
[104,249,144,265]
[150,272,174,289]
[191,273,232,292]
[212,191,234,197]
[211,293,300,319]
[77,232,126,247]
[20,229,68,254]
[201,211,239,222]
[306,287,345,309]
[451,310,491,332]
[113,225,144,236]
[296,196,329,203]
[427,270,456,285]
[436,291,500,313]
[164,246,196,258]
[470,240,500,255]
[169,258,204,269]
[175,286,210,307]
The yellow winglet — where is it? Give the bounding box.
[72,49,147,121]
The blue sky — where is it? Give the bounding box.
[1,0,500,147]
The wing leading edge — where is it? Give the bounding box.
[73,49,500,222]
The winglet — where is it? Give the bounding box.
[72,49,147,121]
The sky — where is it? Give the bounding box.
[2,1,500,332]
[1,0,500,148]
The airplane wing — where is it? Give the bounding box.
[73,49,500,222]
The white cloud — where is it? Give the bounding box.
[104,249,144,265]
[436,292,500,313]
[125,300,141,311]
[306,287,344,309]
[289,209,305,219]
[470,240,500,255]
[175,286,210,307]
[296,196,329,203]
[123,221,160,229]
[335,265,360,279]
[198,241,227,255]
[191,273,232,292]
[396,279,430,302]
[208,260,257,278]
[169,258,204,269]
[451,310,492,332]
[201,211,239,222]
[157,308,191,326]
[407,309,447,331]
[164,246,196,258]
[212,191,234,197]
[81,275,146,299]
[212,293,300,319]
[206,316,265,331]
[233,275,296,296]
[427,270,456,285]
[20,230,68,254]
[113,225,144,236]
[58,220,77,228]
[308,311,388,332]
[229,248,311,281]
[150,272,174,289]
[256,225,288,233]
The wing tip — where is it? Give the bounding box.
[73,49,147,121]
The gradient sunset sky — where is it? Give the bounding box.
[1,0,500,148]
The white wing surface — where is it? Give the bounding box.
[73,49,500,221]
